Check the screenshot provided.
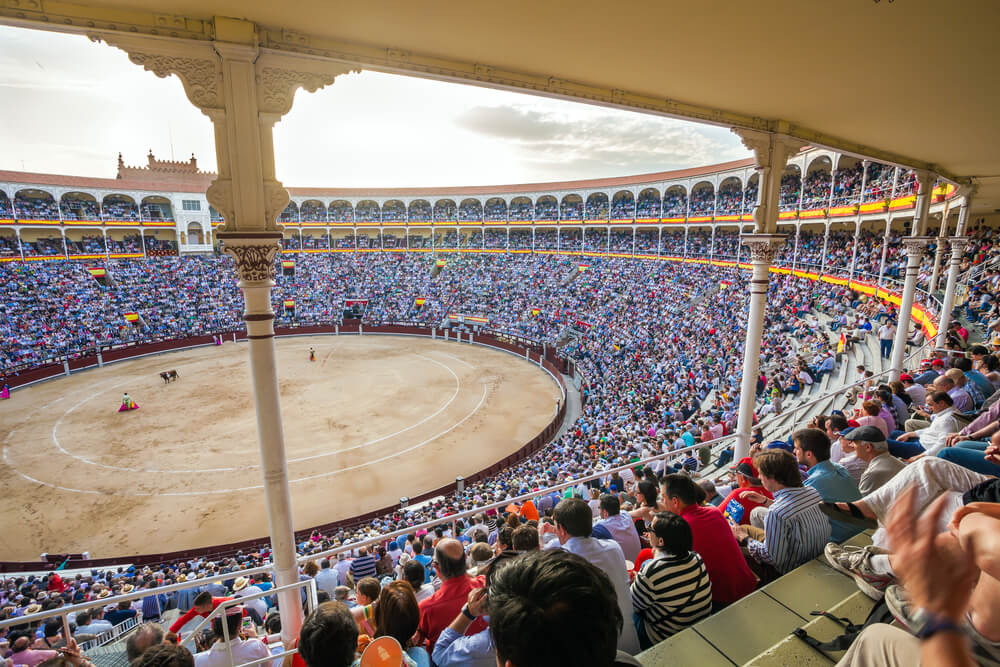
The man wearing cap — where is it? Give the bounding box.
[719,458,773,526]
[841,426,906,494]
[914,358,945,386]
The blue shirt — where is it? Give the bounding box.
[804,460,862,542]
[432,627,495,667]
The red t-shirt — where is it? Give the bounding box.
[417,575,486,656]
[720,485,774,526]
[679,504,757,604]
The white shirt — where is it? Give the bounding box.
[878,324,895,341]
[194,638,269,667]
[914,407,960,457]
[313,569,338,597]
[546,536,641,655]
[234,586,267,623]
[905,383,927,407]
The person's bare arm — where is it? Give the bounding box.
[954,512,1000,580]
[921,632,976,667]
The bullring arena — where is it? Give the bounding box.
[0,335,561,560]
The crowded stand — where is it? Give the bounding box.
[102,198,140,222]
[561,198,583,220]
[61,197,102,222]
[458,200,481,222]
[586,194,609,220]
[300,201,327,223]
[13,194,60,220]
[140,202,173,222]
[636,192,659,219]
[661,189,686,217]
[433,201,457,223]
[778,172,801,211]
[688,187,714,215]
[534,198,557,221]
[715,182,742,215]
[800,168,832,209]
[5,233,1000,666]
[508,199,532,222]
[830,162,864,207]
[611,195,635,220]
[330,202,354,223]
[0,192,12,218]
[482,199,506,222]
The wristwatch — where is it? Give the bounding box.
[461,604,477,620]
[915,614,962,639]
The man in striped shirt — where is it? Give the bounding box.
[348,547,377,581]
[631,512,713,649]
[731,450,830,581]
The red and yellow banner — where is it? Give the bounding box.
[124,312,139,322]
[281,260,295,269]
[859,201,887,214]
[283,299,295,309]
[415,297,426,306]
[86,267,106,277]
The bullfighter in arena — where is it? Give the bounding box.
[309,347,316,362]
[118,392,139,412]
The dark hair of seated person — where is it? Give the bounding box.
[487,549,622,667]
[297,601,358,667]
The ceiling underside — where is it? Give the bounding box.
[3,0,999,213]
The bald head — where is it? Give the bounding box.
[434,538,467,580]
[934,375,955,392]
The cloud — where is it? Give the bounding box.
[454,104,748,178]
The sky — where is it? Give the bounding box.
[0,25,750,188]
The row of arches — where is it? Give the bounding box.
[0,226,185,259]
[0,190,174,222]
[275,163,918,223]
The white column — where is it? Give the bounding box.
[790,226,800,271]
[889,172,935,380]
[928,204,950,294]
[937,198,972,347]
[819,223,829,275]
[734,235,784,459]
[848,220,861,281]
[730,128,804,461]
[877,220,891,288]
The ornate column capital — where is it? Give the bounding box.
[740,233,786,264]
[218,232,282,284]
[901,236,933,257]
[731,129,806,172]
[948,236,970,253]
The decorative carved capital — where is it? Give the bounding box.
[219,233,282,283]
[948,237,970,252]
[740,234,786,264]
[901,236,933,256]
[255,52,358,116]
[89,32,222,112]
[731,129,807,170]
[263,180,291,231]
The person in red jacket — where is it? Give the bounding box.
[660,474,757,608]
[165,591,244,639]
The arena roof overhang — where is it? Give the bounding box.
[2,0,999,213]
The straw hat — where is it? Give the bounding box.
[232,577,249,592]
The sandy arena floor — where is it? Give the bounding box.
[0,336,561,561]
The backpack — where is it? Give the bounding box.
[791,599,895,660]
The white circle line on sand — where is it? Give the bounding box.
[45,350,463,473]
[7,382,489,496]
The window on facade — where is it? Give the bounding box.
[182,200,201,211]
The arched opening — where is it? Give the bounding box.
[459,198,483,222]
[560,227,582,253]
[584,226,606,253]
[717,177,743,215]
[106,228,143,255]
[434,226,458,248]
[330,200,355,223]
[434,199,457,222]
[65,229,106,256]
[535,195,558,222]
[409,199,432,222]
[15,189,59,220]
[356,200,380,224]
[0,226,18,257]
[19,228,65,257]
[824,221,858,276]
[61,192,101,221]
[743,174,760,214]
[832,156,863,207]
[462,228,483,248]
[485,228,506,249]
[484,198,507,222]
[141,195,173,222]
[864,162,895,202]
[302,229,330,250]
[382,200,406,223]
[281,227,300,250]
[300,200,328,223]
[560,194,583,220]
[662,186,687,217]
[636,188,661,219]
[187,221,205,245]
[689,182,715,216]
[686,226,712,256]
[101,194,139,222]
[802,156,833,209]
[713,226,740,259]
[382,226,405,249]
[278,201,300,224]
[585,193,609,220]
[534,227,557,250]
[509,197,532,222]
[635,227,658,253]
[610,228,633,252]
[0,191,12,219]
[332,230,355,248]
[660,228,685,256]
[510,229,532,250]
[611,191,635,220]
[779,165,802,211]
